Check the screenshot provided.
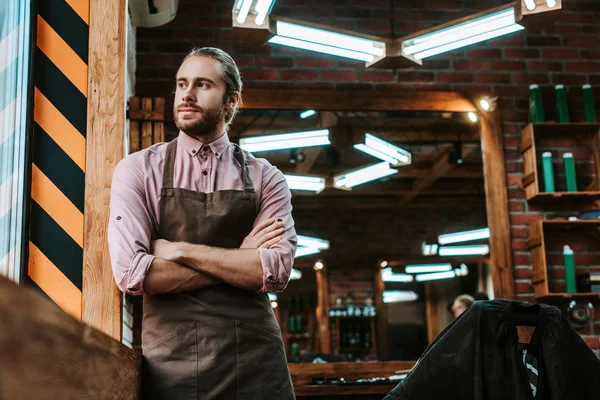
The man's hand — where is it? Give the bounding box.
[240,217,285,249]
[151,239,179,261]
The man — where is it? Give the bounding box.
[450,294,475,319]
[108,47,297,399]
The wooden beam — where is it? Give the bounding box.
[242,89,477,113]
[315,269,331,354]
[292,196,486,210]
[82,0,127,340]
[295,148,322,174]
[481,109,515,300]
[280,163,484,179]
[0,276,140,399]
[373,267,389,361]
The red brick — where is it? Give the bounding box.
[280,70,318,81]
[512,73,551,85]
[515,281,533,293]
[437,72,474,83]
[396,71,436,83]
[527,36,561,47]
[256,57,294,68]
[295,57,334,68]
[506,174,523,186]
[509,201,526,213]
[504,48,540,59]
[468,48,502,59]
[584,337,600,349]
[320,71,358,81]
[527,61,564,73]
[425,0,462,9]
[512,239,529,251]
[491,61,526,72]
[552,74,589,86]
[511,227,529,239]
[240,69,278,80]
[542,49,578,60]
[574,254,600,265]
[563,37,599,48]
[138,54,175,66]
[475,73,511,84]
[566,61,600,73]
[510,213,542,226]
[580,50,600,60]
[359,71,396,83]
[296,82,335,90]
[452,60,488,71]
[514,267,533,279]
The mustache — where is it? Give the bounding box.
[177,103,202,112]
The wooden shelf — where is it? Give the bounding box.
[528,219,600,301]
[520,123,600,202]
[527,191,600,203]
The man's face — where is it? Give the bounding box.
[173,56,230,138]
[451,299,468,319]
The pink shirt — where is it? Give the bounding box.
[108,131,297,295]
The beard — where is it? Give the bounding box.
[174,99,226,139]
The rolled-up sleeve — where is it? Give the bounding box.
[108,155,156,296]
[256,165,297,293]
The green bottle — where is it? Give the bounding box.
[583,84,597,122]
[542,152,555,192]
[529,84,545,123]
[555,85,570,123]
[288,314,295,332]
[563,152,577,192]
[564,245,577,293]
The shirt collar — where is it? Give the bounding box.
[177,131,230,159]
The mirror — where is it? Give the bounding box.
[229,107,495,363]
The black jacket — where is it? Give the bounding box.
[384,300,600,400]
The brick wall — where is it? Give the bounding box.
[136,0,600,352]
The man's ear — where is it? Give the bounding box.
[226,92,241,111]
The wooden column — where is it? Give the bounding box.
[373,267,389,360]
[82,0,127,340]
[315,268,331,353]
[480,109,516,300]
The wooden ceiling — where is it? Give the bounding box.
[229,109,485,208]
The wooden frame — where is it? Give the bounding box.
[243,88,516,361]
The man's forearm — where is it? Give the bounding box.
[173,243,263,292]
[143,257,221,295]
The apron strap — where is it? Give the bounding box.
[162,138,178,189]
[232,143,255,193]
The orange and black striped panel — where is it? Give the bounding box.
[29,0,89,319]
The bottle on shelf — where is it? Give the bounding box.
[555,84,570,123]
[541,152,555,192]
[562,152,577,192]
[583,84,597,123]
[529,84,545,123]
[564,245,577,294]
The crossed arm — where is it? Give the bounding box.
[143,218,285,294]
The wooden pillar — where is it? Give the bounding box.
[315,268,331,353]
[480,108,516,300]
[373,267,389,360]
[82,0,127,340]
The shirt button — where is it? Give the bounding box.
[203,170,208,176]
[192,149,196,154]
[203,146,209,152]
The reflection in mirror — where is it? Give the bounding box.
[230,108,494,363]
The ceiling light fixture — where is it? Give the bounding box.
[334,162,397,190]
[239,129,330,152]
[454,263,469,277]
[284,174,326,193]
[380,260,389,268]
[268,20,386,62]
[546,0,557,8]
[354,133,412,167]
[405,263,453,274]
[300,110,316,119]
[479,96,498,111]
[438,244,490,256]
[381,268,414,282]
[314,261,324,270]
[290,268,303,280]
[524,0,537,10]
[295,247,321,258]
[402,7,524,61]
[233,0,276,26]
[438,228,490,245]
[468,112,478,123]
[415,270,457,282]
[421,242,439,256]
[383,290,418,303]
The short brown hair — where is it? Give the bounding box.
[182,47,243,125]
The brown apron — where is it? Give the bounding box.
[142,138,295,400]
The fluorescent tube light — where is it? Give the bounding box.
[236,0,254,24]
[295,247,321,258]
[297,235,329,250]
[233,0,275,25]
[383,290,418,303]
[415,270,456,282]
[382,268,414,282]
[402,8,524,60]
[454,263,469,277]
[334,162,397,190]
[268,293,277,301]
[284,175,326,193]
[421,242,439,256]
[268,20,386,62]
[438,244,490,256]
[546,0,557,8]
[300,110,316,119]
[290,268,303,280]
[405,264,453,274]
[239,129,330,152]
[254,0,275,25]
[354,134,411,166]
[438,228,490,245]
